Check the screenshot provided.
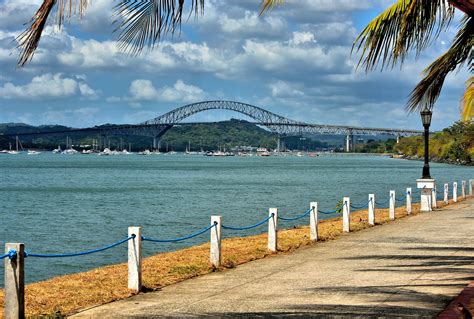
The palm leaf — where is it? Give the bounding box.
[407,15,474,112]
[16,0,88,67]
[259,0,285,16]
[112,0,204,54]
[353,0,454,72]
[460,76,474,122]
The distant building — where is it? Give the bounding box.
[461,77,473,122]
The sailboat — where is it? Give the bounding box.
[52,145,62,154]
[185,140,199,155]
[7,137,21,155]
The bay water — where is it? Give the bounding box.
[0,153,472,286]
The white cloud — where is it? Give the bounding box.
[0,73,99,100]
[128,79,207,104]
[290,31,316,46]
[269,81,304,98]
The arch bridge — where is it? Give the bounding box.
[4,100,423,152]
[138,100,422,151]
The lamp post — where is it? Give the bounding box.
[420,107,432,179]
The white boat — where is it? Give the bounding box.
[61,148,79,155]
[256,148,271,157]
[138,149,152,155]
[99,148,112,156]
[121,150,132,155]
[27,150,41,155]
[82,149,94,154]
[52,145,62,154]
[7,137,23,154]
[296,152,304,157]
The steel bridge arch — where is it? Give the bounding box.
[141,100,302,134]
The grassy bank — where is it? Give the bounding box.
[0,199,465,317]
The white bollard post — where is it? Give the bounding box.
[343,197,350,233]
[368,194,375,225]
[444,183,449,204]
[406,188,412,215]
[268,208,278,252]
[462,180,466,199]
[453,182,458,202]
[128,227,142,292]
[309,202,318,241]
[469,179,473,196]
[389,190,395,220]
[210,216,222,268]
[431,186,437,208]
[5,243,25,319]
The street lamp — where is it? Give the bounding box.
[420,107,432,179]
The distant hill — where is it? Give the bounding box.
[0,119,332,151]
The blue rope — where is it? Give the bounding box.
[278,208,312,221]
[350,201,369,209]
[0,249,17,260]
[395,196,405,202]
[375,198,390,206]
[142,223,216,243]
[25,236,135,258]
[318,208,339,215]
[222,214,274,231]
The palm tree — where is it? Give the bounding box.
[17,0,473,114]
[461,76,474,121]
[262,1,473,113]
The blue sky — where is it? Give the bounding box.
[0,0,470,130]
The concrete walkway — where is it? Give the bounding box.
[73,199,474,318]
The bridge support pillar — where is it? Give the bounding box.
[277,135,285,153]
[153,136,160,151]
[345,134,353,152]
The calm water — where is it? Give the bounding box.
[0,153,472,285]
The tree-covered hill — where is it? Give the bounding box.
[394,122,474,165]
[0,119,330,152]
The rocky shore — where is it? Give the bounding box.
[394,154,473,166]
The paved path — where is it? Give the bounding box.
[73,199,474,318]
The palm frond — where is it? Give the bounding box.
[353,0,454,72]
[407,15,474,112]
[112,0,204,54]
[460,76,474,121]
[16,0,88,67]
[259,0,284,16]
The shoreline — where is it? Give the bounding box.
[392,153,473,166]
[0,198,467,317]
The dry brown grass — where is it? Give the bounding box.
[0,198,466,317]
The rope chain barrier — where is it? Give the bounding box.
[278,209,312,221]
[222,214,274,230]
[0,249,17,260]
[375,197,390,206]
[142,223,217,243]
[2,182,468,263]
[350,201,370,209]
[317,208,339,215]
[395,195,406,202]
[25,236,135,258]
